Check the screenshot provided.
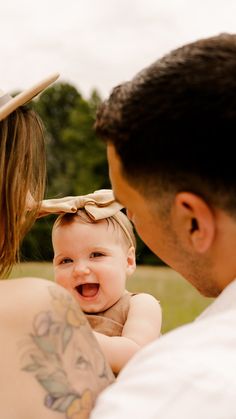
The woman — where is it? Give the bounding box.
[0,76,113,419]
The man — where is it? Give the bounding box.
[91,33,236,418]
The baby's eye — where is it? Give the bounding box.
[60,258,73,264]
[90,252,105,258]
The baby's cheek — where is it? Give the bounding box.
[55,272,70,290]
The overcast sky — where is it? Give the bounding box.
[0,0,236,99]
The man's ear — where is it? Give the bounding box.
[126,246,136,276]
[172,192,216,253]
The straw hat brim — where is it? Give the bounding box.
[0,72,59,121]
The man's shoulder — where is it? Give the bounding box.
[123,302,236,371]
[91,306,236,419]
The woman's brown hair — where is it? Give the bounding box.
[0,106,46,277]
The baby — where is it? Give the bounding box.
[41,190,162,374]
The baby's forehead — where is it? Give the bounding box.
[54,215,128,246]
[75,216,125,237]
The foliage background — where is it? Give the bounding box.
[21,83,163,265]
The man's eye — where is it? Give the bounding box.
[60,258,73,264]
[90,252,105,258]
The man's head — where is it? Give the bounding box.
[95,33,236,296]
[96,33,236,214]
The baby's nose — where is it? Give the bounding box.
[73,259,90,275]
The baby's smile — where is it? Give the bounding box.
[75,283,100,298]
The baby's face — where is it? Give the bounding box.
[53,219,135,313]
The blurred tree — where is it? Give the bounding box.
[33,83,109,197]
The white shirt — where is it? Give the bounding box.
[91,279,236,419]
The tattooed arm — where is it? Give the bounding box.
[0,278,114,419]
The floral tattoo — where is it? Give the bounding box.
[21,286,114,418]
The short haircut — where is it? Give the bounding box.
[95,33,236,216]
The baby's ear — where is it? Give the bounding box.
[126,246,136,276]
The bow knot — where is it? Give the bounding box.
[37,189,123,220]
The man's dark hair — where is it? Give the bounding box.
[95,33,236,215]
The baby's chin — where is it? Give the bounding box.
[82,295,124,315]
[80,299,114,315]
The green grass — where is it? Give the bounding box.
[126,266,214,333]
[9,263,214,334]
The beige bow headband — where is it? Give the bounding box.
[37,189,134,247]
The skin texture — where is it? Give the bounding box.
[94,34,236,299]
[0,278,114,419]
[107,144,236,298]
[52,217,162,374]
